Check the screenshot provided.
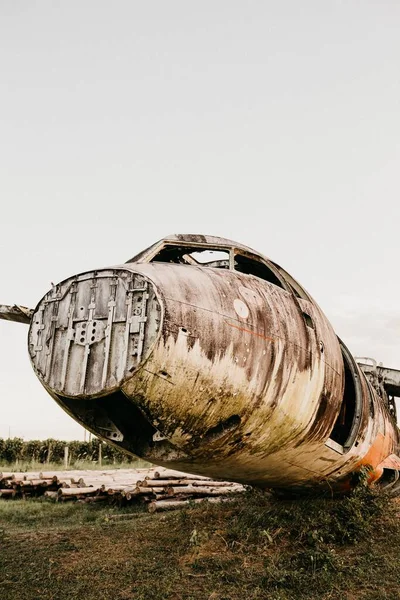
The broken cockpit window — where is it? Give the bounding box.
[151,246,231,269]
[234,253,285,289]
[150,244,287,289]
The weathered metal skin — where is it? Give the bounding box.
[21,234,400,491]
[120,263,344,484]
[0,304,32,324]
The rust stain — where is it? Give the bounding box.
[224,320,276,342]
[358,433,390,470]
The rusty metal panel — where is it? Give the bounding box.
[28,269,161,398]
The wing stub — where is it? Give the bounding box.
[0,304,33,325]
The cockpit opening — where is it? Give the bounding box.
[126,235,310,301]
[151,245,230,268]
[149,243,286,289]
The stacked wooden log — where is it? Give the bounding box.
[0,467,245,511]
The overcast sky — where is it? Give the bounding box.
[1,1,399,439]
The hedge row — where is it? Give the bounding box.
[0,437,134,465]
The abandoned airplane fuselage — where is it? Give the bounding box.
[2,234,400,492]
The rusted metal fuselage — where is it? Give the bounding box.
[3,234,400,492]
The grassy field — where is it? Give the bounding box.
[0,486,399,600]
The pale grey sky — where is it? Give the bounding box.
[1,1,399,439]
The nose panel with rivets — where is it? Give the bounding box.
[28,269,161,398]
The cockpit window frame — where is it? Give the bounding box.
[129,240,234,266]
[145,242,234,268]
[232,249,288,291]
[127,239,298,294]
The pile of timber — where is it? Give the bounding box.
[0,467,245,512]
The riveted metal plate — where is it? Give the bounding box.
[28,269,161,398]
[74,320,106,346]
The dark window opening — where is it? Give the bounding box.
[303,312,314,329]
[378,468,399,489]
[330,349,357,446]
[151,245,230,269]
[234,254,285,289]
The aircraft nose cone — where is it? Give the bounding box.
[28,268,162,398]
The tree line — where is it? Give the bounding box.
[0,437,134,464]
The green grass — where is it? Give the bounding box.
[0,485,399,600]
[0,498,145,529]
